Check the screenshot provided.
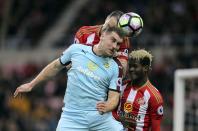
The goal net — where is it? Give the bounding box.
[174,68,198,131]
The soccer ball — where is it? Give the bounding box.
[118,12,143,37]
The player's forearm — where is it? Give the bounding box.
[105,91,120,112]
[30,59,63,88]
[105,100,119,112]
[118,58,128,77]
[151,119,161,131]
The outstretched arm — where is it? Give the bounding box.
[14,58,64,97]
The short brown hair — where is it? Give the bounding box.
[102,26,126,38]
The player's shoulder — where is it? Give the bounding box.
[107,58,123,75]
[70,43,91,50]
[111,57,122,67]
[120,37,130,49]
[146,81,163,104]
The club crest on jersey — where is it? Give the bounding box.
[124,102,133,113]
[87,61,98,71]
[103,62,110,68]
[157,105,163,115]
[136,97,146,105]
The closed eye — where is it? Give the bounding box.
[111,38,116,43]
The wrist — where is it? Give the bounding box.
[29,82,35,90]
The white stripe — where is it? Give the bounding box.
[86,33,95,44]
[117,87,137,121]
[136,90,150,131]
[127,89,137,102]
[117,84,128,111]
[120,84,127,96]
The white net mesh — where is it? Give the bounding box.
[184,78,198,131]
[174,69,198,131]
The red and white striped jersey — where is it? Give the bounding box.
[112,80,163,131]
[74,25,131,60]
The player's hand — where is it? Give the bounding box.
[14,83,33,98]
[96,101,108,114]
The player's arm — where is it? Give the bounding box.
[14,59,64,97]
[96,61,122,114]
[14,44,75,97]
[151,119,161,131]
[149,94,164,131]
[106,90,120,111]
[116,37,130,77]
[96,90,120,113]
[74,26,86,44]
[150,104,163,131]
[117,58,127,77]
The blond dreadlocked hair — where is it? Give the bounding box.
[129,49,153,67]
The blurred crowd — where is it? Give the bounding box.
[0,0,70,49]
[0,0,198,130]
[0,62,67,131]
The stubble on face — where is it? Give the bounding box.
[103,32,123,57]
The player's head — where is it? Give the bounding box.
[103,10,124,29]
[128,49,153,83]
[99,26,125,57]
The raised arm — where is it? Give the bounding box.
[14,58,64,97]
[117,58,127,77]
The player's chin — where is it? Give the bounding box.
[130,74,138,81]
[106,51,114,57]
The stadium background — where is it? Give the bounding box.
[0,0,197,130]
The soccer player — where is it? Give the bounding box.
[74,10,130,77]
[14,27,125,131]
[109,49,164,131]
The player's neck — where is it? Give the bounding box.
[131,77,148,88]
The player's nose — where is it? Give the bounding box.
[112,43,117,49]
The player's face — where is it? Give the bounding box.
[103,17,118,29]
[100,31,123,57]
[128,59,145,83]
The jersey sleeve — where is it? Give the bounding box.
[149,92,164,131]
[109,59,123,92]
[59,44,75,65]
[74,26,86,44]
[117,37,130,61]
